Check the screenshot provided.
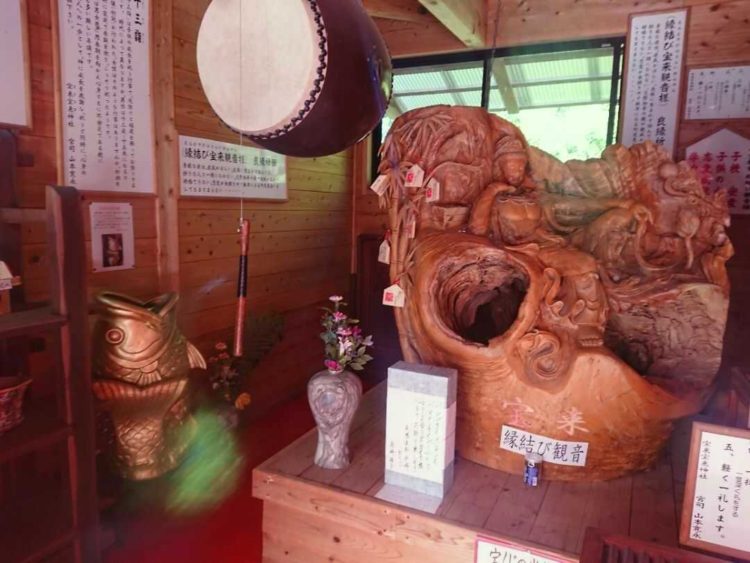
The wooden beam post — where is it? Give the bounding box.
[363,0,427,22]
[152,0,181,295]
[492,60,519,114]
[417,0,485,48]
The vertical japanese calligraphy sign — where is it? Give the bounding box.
[684,64,750,120]
[55,0,155,193]
[679,421,750,561]
[620,8,688,158]
[0,0,32,128]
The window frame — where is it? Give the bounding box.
[371,36,625,180]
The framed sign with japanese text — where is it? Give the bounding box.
[57,0,155,193]
[178,136,287,201]
[679,421,750,561]
[620,9,688,157]
[0,0,32,128]
[685,64,750,120]
[685,127,750,214]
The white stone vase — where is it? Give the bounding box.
[307,369,362,469]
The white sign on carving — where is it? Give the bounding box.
[179,136,287,200]
[0,0,30,127]
[686,128,750,215]
[685,65,750,120]
[475,536,573,563]
[621,10,686,156]
[89,202,135,272]
[500,425,588,467]
[386,387,455,484]
[58,0,155,193]
[687,430,750,554]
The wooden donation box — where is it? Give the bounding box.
[384,361,457,498]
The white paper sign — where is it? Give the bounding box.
[179,136,287,200]
[687,429,750,554]
[622,10,686,155]
[0,0,30,127]
[685,66,750,120]
[500,425,588,467]
[89,202,135,272]
[476,537,572,563]
[386,387,455,484]
[59,0,155,193]
[686,128,750,214]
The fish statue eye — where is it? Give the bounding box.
[105,328,125,344]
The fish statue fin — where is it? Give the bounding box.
[187,342,207,370]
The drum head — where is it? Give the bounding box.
[197,0,324,136]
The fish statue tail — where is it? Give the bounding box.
[187,342,207,370]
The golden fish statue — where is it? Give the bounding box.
[92,292,206,480]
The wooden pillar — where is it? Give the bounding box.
[152,0,181,295]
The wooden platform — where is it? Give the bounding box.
[252,383,695,562]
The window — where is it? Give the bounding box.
[373,38,624,177]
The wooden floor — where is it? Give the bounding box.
[253,383,696,561]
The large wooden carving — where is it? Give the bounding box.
[377,106,732,480]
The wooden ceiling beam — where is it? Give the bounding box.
[492,60,519,114]
[416,0,486,48]
[363,0,429,23]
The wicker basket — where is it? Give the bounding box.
[0,377,32,434]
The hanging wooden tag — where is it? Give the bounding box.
[378,239,391,264]
[370,174,389,196]
[405,164,425,188]
[425,178,441,203]
[383,283,405,307]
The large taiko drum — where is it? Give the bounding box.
[197,0,393,157]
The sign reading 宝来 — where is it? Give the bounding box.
[621,9,687,156]
[179,136,287,200]
[58,0,155,193]
[500,425,589,467]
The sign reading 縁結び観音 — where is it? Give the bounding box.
[686,128,750,215]
[58,0,155,193]
[179,136,287,200]
[500,425,588,467]
[621,9,687,156]
[679,422,750,561]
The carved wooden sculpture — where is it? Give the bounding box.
[376,106,732,480]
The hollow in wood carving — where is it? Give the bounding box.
[377,106,732,480]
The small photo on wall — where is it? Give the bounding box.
[90,202,135,272]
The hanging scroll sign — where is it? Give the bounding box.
[196,0,393,157]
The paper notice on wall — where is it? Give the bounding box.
[685,65,750,120]
[58,0,155,192]
[621,10,686,156]
[89,202,135,272]
[179,136,287,200]
[686,428,750,555]
[500,425,588,467]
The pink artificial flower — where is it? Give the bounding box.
[332,311,347,322]
[324,359,342,372]
[215,342,228,351]
[337,327,353,337]
[329,295,344,303]
[352,325,362,337]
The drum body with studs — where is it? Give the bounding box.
[197,0,393,157]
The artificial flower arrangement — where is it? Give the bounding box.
[207,342,252,411]
[320,295,374,373]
